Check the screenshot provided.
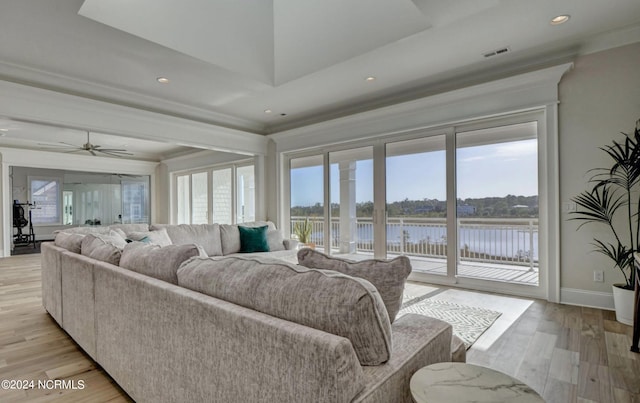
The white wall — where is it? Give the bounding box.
[558,42,640,308]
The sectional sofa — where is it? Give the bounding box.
[41,222,465,402]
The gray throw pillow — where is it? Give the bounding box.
[297,249,411,323]
[81,233,124,266]
[54,232,85,253]
[120,242,201,285]
[177,256,392,366]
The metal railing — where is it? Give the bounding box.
[291,216,538,269]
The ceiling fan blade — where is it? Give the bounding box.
[99,150,134,157]
[37,142,78,148]
[97,148,131,152]
[90,150,97,156]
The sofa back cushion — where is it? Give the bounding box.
[120,243,202,284]
[297,249,411,323]
[150,224,222,256]
[177,255,392,365]
[81,232,126,266]
[108,223,150,236]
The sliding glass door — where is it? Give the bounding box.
[285,112,543,295]
[385,136,448,276]
[455,122,539,286]
[290,155,325,249]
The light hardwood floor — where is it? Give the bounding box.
[1,254,638,402]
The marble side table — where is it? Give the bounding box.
[410,362,544,403]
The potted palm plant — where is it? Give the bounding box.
[570,118,640,325]
[293,217,315,249]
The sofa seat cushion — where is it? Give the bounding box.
[150,224,223,256]
[177,255,392,365]
[81,232,126,266]
[120,242,202,284]
[297,249,411,323]
[226,249,298,264]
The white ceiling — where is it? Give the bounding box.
[0,119,193,161]
[0,0,639,158]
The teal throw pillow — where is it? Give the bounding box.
[238,225,270,253]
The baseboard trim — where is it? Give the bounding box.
[560,287,615,311]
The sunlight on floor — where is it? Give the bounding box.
[403,281,533,352]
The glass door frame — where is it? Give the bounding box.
[283,109,548,299]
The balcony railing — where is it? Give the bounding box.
[291,216,538,270]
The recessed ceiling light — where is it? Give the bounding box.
[156,77,170,84]
[264,109,272,114]
[550,15,570,25]
[365,76,376,82]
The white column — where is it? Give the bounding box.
[339,161,357,254]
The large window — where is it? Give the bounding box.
[285,112,545,297]
[174,162,255,225]
[29,176,62,225]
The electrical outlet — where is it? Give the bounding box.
[562,202,577,212]
[593,270,604,282]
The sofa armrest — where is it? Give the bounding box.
[353,313,453,403]
[283,239,299,250]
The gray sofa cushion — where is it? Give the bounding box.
[150,224,223,256]
[54,226,112,235]
[81,232,126,266]
[120,243,202,285]
[266,229,285,251]
[54,232,85,253]
[297,249,411,323]
[127,228,173,247]
[177,255,392,365]
[108,223,150,235]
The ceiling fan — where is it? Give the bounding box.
[39,131,133,157]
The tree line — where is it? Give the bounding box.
[291,195,538,218]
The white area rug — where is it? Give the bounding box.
[398,297,501,349]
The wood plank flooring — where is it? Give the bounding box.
[1,254,638,402]
[0,254,131,402]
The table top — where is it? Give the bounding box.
[410,362,544,403]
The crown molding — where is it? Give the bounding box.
[269,63,573,152]
[0,79,268,156]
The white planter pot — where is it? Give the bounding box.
[612,284,635,326]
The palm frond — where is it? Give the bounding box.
[570,186,624,227]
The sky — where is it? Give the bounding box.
[290,139,538,206]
